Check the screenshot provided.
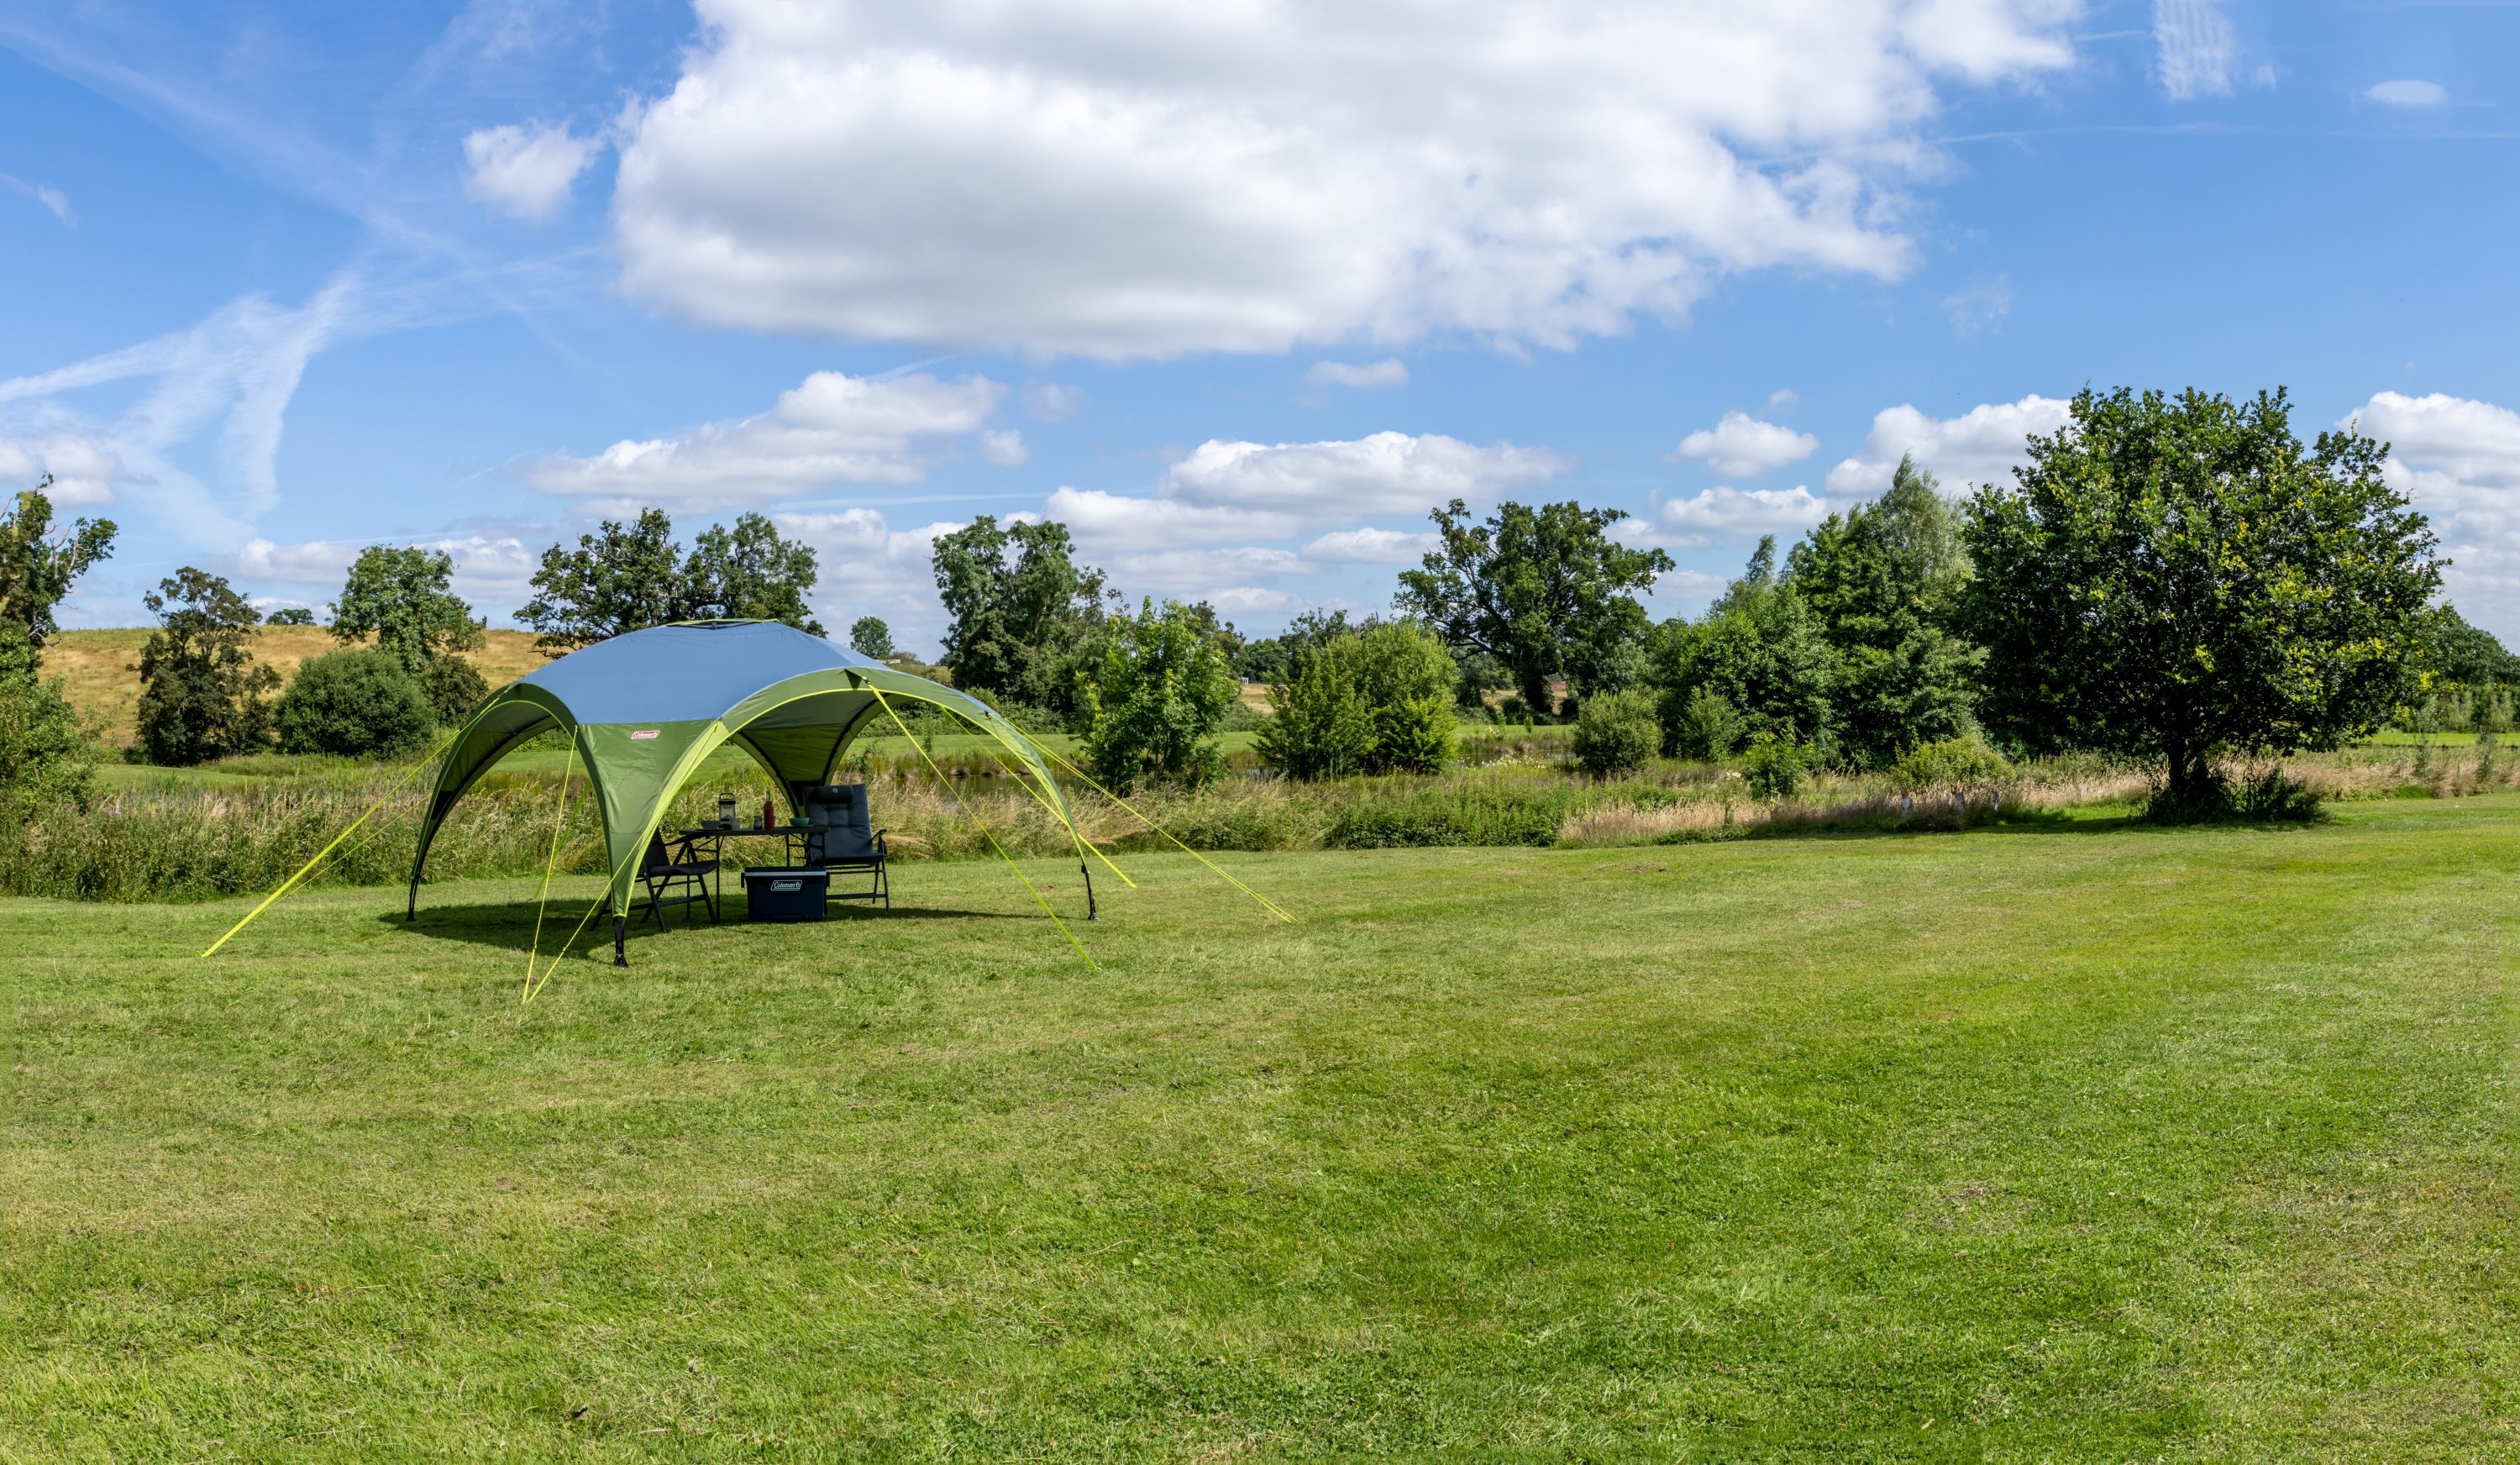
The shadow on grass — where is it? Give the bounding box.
[389,899,1037,955]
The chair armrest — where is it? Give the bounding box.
[874,829,888,855]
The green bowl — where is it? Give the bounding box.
[788,817,811,828]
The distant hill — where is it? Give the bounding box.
[39,627,550,747]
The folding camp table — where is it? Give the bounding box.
[672,822,808,915]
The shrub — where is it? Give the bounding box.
[1662,685,1744,760]
[275,648,435,758]
[1572,689,1658,778]
[1371,696,1457,774]
[1257,642,1373,780]
[1078,598,1237,793]
[418,655,491,725]
[1893,735,2009,796]
[2142,764,2325,824]
[0,630,96,811]
[1743,731,1818,801]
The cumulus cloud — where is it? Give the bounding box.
[775,508,969,653]
[1636,485,1830,546]
[2365,80,2446,108]
[522,370,1005,509]
[1021,383,1089,422]
[978,428,1029,467]
[463,121,599,221]
[0,429,134,507]
[2347,391,2520,629]
[610,0,2081,359]
[1163,431,1568,517]
[1673,412,1819,477]
[1044,486,1299,551]
[1305,360,1409,391]
[232,533,541,612]
[2154,0,2237,101]
[1302,527,1436,564]
[1824,394,2073,496]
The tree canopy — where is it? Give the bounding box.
[331,545,485,674]
[1,477,117,678]
[932,515,1109,713]
[1077,598,1237,793]
[518,510,822,653]
[1397,498,1672,712]
[1958,386,2441,806]
[134,567,279,766]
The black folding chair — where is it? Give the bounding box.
[627,829,718,930]
[798,784,889,909]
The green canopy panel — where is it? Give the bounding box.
[407,622,1084,953]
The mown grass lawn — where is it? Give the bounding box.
[4,799,2512,1461]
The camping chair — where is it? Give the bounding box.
[798,784,890,909]
[627,829,718,931]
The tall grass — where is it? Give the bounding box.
[5,743,2504,905]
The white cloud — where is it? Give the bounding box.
[978,428,1029,467]
[1655,485,1831,541]
[1942,276,2013,335]
[230,533,540,614]
[2154,0,2236,102]
[523,370,1005,509]
[0,429,134,507]
[776,509,967,654]
[463,121,599,222]
[2346,392,2520,631]
[1163,431,1570,517]
[1103,546,1313,601]
[1673,412,1819,477]
[1302,527,1436,564]
[610,0,2082,360]
[2365,80,2446,109]
[0,174,72,226]
[1305,360,1409,391]
[1824,394,2073,496]
[1044,486,1299,551]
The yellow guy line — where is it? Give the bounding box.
[525,727,580,997]
[872,686,1098,970]
[522,834,648,1004]
[1037,743,1294,924]
[973,738,1137,890]
[201,732,457,958]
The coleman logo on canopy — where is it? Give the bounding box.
[630,730,659,739]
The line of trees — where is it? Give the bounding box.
[4,383,2479,814]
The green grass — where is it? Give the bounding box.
[5,800,2513,1460]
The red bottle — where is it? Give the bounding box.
[762,796,774,829]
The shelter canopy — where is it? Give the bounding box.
[409,621,1079,914]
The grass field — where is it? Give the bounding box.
[5,799,2513,1460]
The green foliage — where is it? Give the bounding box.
[417,654,491,726]
[1960,386,2443,806]
[1572,688,1658,778]
[2426,606,2519,689]
[1788,456,1981,766]
[1651,542,1838,752]
[1257,640,1375,780]
[848,615,896,660]
[1258,621,1458,779]
[1743,730,1818,801]
[1892,735,2010,795]
[274,648,436,758]
[0,476,118,659]
[1398,497,1672,710]
[518,510,823,654]
[684,513,826,635]
[1664,685,1744,761]
[262,606,316,626]
[0,627,95,811]
[330,545,486,674]
[1078,598,1237,793]
[1231,609,1352,685]
[134,568,278,766]
[932,515,1110,716]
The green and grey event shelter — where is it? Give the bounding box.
[407,620,1089,959]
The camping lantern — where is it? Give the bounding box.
[717,794,736,827]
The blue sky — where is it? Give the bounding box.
[5,0,2517,653]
